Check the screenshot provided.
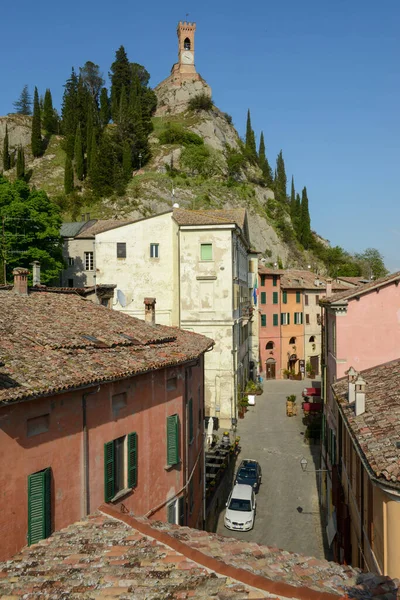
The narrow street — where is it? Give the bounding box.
[216,378,327,560]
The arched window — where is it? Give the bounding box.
[184,37,191,50]
[289,337,296,345]
[309,335,315,343]
[266,341,274,350]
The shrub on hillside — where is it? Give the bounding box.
[158,123,203,146]
[180,144,224,178]
[188,93,213,111]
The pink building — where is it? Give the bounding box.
[258,267,284,379]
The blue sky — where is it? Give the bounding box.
[2,0,399,270]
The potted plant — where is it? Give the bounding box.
[306,360,315,378]
[283,369,290,379]
[286,394,297,417]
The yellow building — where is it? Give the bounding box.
[332,361,400,577]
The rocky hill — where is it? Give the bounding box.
[0,77,326,271]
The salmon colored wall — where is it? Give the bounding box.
[0,360,205,561]
[281,289,304,374]
[258,274,282,377]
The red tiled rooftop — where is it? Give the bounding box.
[173,207,247,230]
[322,271,400,304]
[333,359,400,486]
[0,290,213,404]
[0,507,397,599]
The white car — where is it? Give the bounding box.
[224,483,256,531]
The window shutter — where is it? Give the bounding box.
[282,291,287,304]
[167,502,176,524]
[261,314,266,327]
[261,292,266,304]
[296,291,301,303]
[188,399,193,442]
[178,496,185,525]
[288,313,290,325]
[28,468,51,545]
[167,414,179,465]
[273,292,278,304]
[300,313,303,324]
[261,275,266,286]
[127,432,138,488]
[104,441,115,502]
[280,313,284,325]
[273,314,278,326]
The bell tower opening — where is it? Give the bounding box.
[184,37,191,50]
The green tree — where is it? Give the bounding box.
[13,85,32,115]
[0,176,64,283]
[16,146,25,180]
[258,131,273,186]
[293,192,301,236]
[31,87,43,157]
[180,144,224,177]
[290,176,296,216]
[354,248,388,279]
[299,186,311,248]
[74,123,84,180]
[110,46,131,121]
[2,125,10,171]
[42,89,57,134]
[122,139,132,182]
[64,155,74,194]
[79,61,104,103]
[245,109,257,161]
[89,131,116,196]
[88,129,98,180]
[99,87,110,127]
[61,68,79,158]
[275,150,287,202]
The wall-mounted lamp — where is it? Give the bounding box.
[300,457,330,473]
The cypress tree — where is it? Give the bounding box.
[43,89,56,134]
[88,129,98,180]
[74,124,84,180]
[258,131,273,187]
[110,46,131,121]
[86,105,94,170]
[3,125,10,171]
[245,109,257,161]
[122,139,132,181]
[99,87,110,127]
[16,146,25,180]
[275,150,287,203]
[64,155,74,193]
[31,87,42,157]
[294,193,301,236]
[290,176,296,217]
[61,68,79,158]
[299,187,311,248]
[13,85,32,115]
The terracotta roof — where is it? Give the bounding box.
[258,266,286,275]
[0,290,213,404]
[173,208,246,230]
[333,359,400,487]
[322,271,400,304]
[335,276,370,286]
[276,271,348,291]
[75,219,136,238]
[0,507,397,599]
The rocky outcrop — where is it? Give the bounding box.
[0,115,31,161]
[155,73,212,117]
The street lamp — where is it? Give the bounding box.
[300,457,330,473]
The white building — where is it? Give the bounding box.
[91,208,257,428]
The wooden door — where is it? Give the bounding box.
[266,361,276,379]
[310,355,319,376]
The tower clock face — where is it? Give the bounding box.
[181,51,194,64]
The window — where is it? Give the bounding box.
[68,279,74,287]
[305,314,310,325]
[273,275,277,287]
[273,314,278,326]
[266,341,274,349]
[27,414,50,437]
[84,251,94,271]
[104,433,137,502]
[261,314,266,327]
[167,377,177,391]
[309,335,315,342]
[117,243,126,258]
[305,294,309,306]
[112,393,127,413]
[68,257,75,266]
[296,292,301,303]
[150,243,159,258]
[260,274,266,286]
[261,291,266,304]
[282,291,287,304]
[294,312,303,325]
[167,414,180,466]
[188,398,194,444]
[200,243,212,261]
[101,298,109,308]
[289,337,296,344]
[167,497,185,525]
[315,295,320,305]
[27,468,51,545]
[273,292,278,304]
[281,313,290,325]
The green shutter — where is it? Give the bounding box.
[280,313,284,325]
[127,432,137,488]
[300,312,303,325]
[273,292,278,304]
[178,496,185,525]
[288,313,290,325]
[261,314,266,327]
[28,468,51,545]
[200,244,212,260]
[104,441,115,502]
[167,502,176,524]
[261,291,266,304]
[282,291,287,304]
[296,291,301,303]
[260,275,266,286]
[188,399,193,442]
[273,276,277,287]
[167,414,179,466]
[273,314,278,326]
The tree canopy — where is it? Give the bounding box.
[13,85,32,115]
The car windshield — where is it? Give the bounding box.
[238,468,256,479]
[228,498,251,512]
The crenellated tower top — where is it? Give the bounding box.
[177,21,196,71]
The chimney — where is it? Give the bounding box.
[86,213,90,221]
[13,267,29,296]
[354,374,366,416]
[326,278,332,297]
[347,366,357,404]
[81,213,85,222]
[144,297,156,325]
[31,261,40,286]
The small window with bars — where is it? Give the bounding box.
[117,243,126,259]
[150,243,159,258]
[84,251,94,271]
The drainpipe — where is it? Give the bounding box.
[82,385,100,517]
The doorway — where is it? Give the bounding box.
[310,355,319,376]
[266,359,276,380]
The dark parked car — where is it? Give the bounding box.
[235,459,262,493]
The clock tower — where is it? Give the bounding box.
[177,21,196,74]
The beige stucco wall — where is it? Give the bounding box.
[61,237,96,287]
[95,214,179,326]
[304,289,324,374]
